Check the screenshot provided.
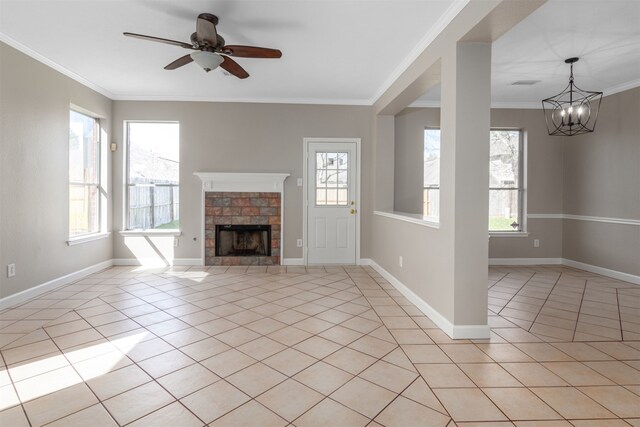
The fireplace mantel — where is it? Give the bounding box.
[195,172,290,265]
[194,172,290,193]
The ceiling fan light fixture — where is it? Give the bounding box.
[190,51,223,72]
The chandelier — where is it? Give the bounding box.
[542,57,603,136]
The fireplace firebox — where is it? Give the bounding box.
[215,224,272,257]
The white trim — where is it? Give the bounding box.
[67,232,111,246]
[118,230,181,236]
[374,210,440,229]
[490,102,543,110]
[370,0,470,105]
[488,258,640,285]
[0,260,113,310]
[358,258,373,266]
[282,258,304,266]
[194,172,290,193]
[563,214,640,226]
[368,260,491,340]
[489,232,530,238]
[303,138,362,266]
[409,100,544,110]
[604,79,640,98]
[113,95,371,105]
[562,259,640,285]
[527,213,639,226]
[112,258,202,267]
[489,258,563,266]
[0,33,114,99]
[528,213,564,219]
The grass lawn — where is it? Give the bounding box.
[156,220,180,229]
[489,216,518,231]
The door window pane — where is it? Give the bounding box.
[315,151,349,206]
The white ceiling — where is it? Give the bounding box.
[0,0,460,104]
[418,0,640,107]
[1,0,639,106]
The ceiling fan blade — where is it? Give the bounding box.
[164,54,194,70]
[220,56,249,79]
[222,45,282,58]
[196,13,218,46]
[123,32,194,49]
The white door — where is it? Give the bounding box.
[306,141,358,264]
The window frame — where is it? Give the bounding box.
[68,109,102,240]
[125,121,180,231]
[489,128,526,234]
[422,127,527,234]
[423,127,441,221]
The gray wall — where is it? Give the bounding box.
[111,101,372,261]
[562,87,640,275]
[1,43,113,299]
[393,106,564,260]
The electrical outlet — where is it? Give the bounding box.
[7,263,16,278]
[297,178,303,187]
[296,239,303,247]
[534,239,540,248]
[399,256,403,267]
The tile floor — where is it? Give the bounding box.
[0,264,639,426]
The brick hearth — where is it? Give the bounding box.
[204,192,281,265]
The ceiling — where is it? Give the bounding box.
[1,0,639,106]
[418,0,640,107]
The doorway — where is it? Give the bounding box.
[303,138,360,265]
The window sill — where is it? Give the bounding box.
[119,230,181,237]
[489,231,530,238]
[374,210,440,229]
[67,232,111,246]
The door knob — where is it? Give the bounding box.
[350,208,357,214]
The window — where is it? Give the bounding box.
[489,129,523,232]
[315,152,349,206]
[69,110,100,237]
[423,128,440,220]
[422,128,524,232]
[126,122,180,230]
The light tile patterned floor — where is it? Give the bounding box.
[0,264,638,426]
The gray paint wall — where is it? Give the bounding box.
[111,101,372,261]
[562,87,640,275]
[393,106,564,260]
[1,43,113,299]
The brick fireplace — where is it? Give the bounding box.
[195,173,289,266]
[204,192,281,265]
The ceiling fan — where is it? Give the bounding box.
[123,13,282,79]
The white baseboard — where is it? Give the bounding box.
[489,257,640,285]
[282,258,304,266]
[112,258,202,266]
[562,259,640,285]
[489,258,562,266]
[0,259,113,310]
[358,258,373,266]
[367,260,490,340]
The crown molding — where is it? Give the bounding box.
[368,0,470,106]
[111,94,371,106]
[0,32,115,100]
[604,78,640,97]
